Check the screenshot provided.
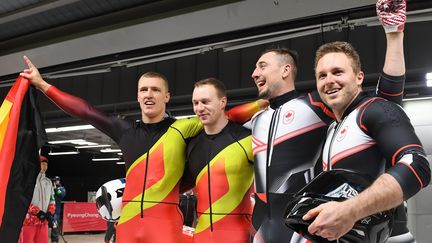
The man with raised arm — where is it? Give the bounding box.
[304,2,430,241]
[246,0,407,241]
[21,57,263,243]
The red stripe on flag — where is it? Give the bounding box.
[0,76,30,227]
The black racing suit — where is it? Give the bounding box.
[322,92,431,242]
[183,121,254,243]
[246,73,406,243]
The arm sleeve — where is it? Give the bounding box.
[45,86,122,140]
[226,101,262,124]
[375,72,405,105]
[362,100,431,199]
[28,204,41,215]
[173,117,203,139]
[180,162,196,193]
[48,200,56,215]
[48,186,56,214]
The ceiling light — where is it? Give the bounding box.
[75,144,111,149]
[49,139,88,144]
[92,158,121,161]
[427,72,432,87]
[100,148,122,153]
[46,124,95,133]
[117,152,123,155]
[46,128,60,133]
[48,151,79,155]
[75,141,98,146]
[48,139,97,146]
[116,162,125,165]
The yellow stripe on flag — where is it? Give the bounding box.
[0,100,12,151]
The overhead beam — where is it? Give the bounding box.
[0,0,80,25]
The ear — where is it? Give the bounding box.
[281,64,292,79]
[356,71,364,87]
[220,96,227,110]
[165,92,171,103]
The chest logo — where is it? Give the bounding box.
[283,110,295,124]
[336,126,348,142]
[361,217,372,225]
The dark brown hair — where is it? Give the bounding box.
[194,77,227,98]
[262,47,299,80]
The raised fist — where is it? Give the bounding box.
[376,0,406,33]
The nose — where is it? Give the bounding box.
[322,74,336,86]
[144,89,153,98]
[251,68,259,80]
[320,73,335,85]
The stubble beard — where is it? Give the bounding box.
[258,88,270,99]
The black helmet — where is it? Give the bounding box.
[284,169,393,243]
[51,176,61,181]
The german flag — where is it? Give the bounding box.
[0,76,47,241]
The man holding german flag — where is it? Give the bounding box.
[0,76,47,242]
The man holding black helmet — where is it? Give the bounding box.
[301,1,431,241]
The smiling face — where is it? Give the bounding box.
[192,84,227,131]
[251,51,295,99]
[315,52,364,120]
[137,76,170,123]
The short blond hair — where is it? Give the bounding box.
[315,41,361,74]
[140,72,169,91]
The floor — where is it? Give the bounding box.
[50,232,107,243]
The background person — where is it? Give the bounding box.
[50,176,66,243]
[19,156,55,243]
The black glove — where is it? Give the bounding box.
[36,211,47,221]
[46,212,54,228]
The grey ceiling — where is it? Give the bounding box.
[0,0,235,56]
[0,0,154,42]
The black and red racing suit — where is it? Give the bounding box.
[243,73,406,243]
[322,92,430,242]
[44,86,203,242]
[42,86,260,243]
[183,121,254,243]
